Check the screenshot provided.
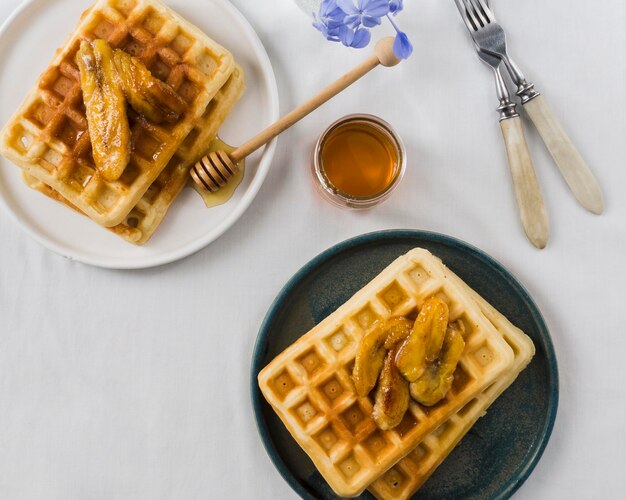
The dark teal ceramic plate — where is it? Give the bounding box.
[251,230,558,499]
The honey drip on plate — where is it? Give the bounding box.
[321,122,398,197]
[190,137,245,208]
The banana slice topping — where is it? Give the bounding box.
[409,321,466,406]
[353,317,412,397]
[77,39,131,182]
[77,39,189,182]
[373,343,410,430]
[352,297,466,430]
[396,297,449,382]
[112,49,187,124]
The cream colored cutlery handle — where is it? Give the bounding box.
[524,95,604,214]
[500,116,549,249]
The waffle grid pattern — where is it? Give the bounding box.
[22,66,244,244]
[258,249,515,497]
[0,0,234,227]
[107,64,244,243]
[369,267,535,499]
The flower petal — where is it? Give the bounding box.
[338,24,355,46]
[363,0,390,17]
[393,31,413,59]
[313,19,337,41]
[389,0,404,14]
[319,0,347,27]
[351,27,371,48]
[319,0,335,17]
[312,16,327,34]
[343,13,362,28]
[361,14,383,28]
[337,0,358,15]
[326,16,346,29]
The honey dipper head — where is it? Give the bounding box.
[375,37,401,67]
[191,150,238,193]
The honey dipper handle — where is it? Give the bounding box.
[230,37,400,163]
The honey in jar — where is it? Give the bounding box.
[313,115,405,208]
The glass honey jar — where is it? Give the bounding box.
[312,114,406,209]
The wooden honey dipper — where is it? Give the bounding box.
[190,37,401,193]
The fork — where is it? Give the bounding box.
[473,0,517,122]
[456,0,604,215]
[473,38,549,248]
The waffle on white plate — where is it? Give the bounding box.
[368,264,535,500]
[258,248,516,497]
[0,0,234,227]
[22,65,245,244]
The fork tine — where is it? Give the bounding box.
[475,0,496,23]
[453,0,477,32]
[458,0,481,31]
[467,0,488,26]
[480,0,496,20]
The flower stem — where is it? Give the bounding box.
[386,13,400,34]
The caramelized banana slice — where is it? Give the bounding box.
[383,317,413,349]
[77,39,131,182]
[353,323,390,398]
[113,49,187,124]
[409,322,466,406]
[353,317,413,397]
[396,297,449,382]
[373,344,410,430]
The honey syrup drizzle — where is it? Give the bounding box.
[190,137,244,208]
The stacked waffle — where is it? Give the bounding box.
[0,0,245,244]
[258,248,535,498]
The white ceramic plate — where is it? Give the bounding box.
[0,0,279,269]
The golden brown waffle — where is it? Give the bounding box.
[23,66,245,244]
[368,265,535,500]
[258,248,515,497]
[0,0,234,227]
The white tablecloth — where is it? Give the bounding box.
[1,0,624,498]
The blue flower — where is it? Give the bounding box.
[338,25,372,48]
[312,0,412,59]
[312,0,346,41]
[389,0,403,15]
[337,0,390,28]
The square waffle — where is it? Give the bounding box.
[22,65,245,244]
[258,248,515,497]
[0,0,234,227]
[368,265,535,499]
